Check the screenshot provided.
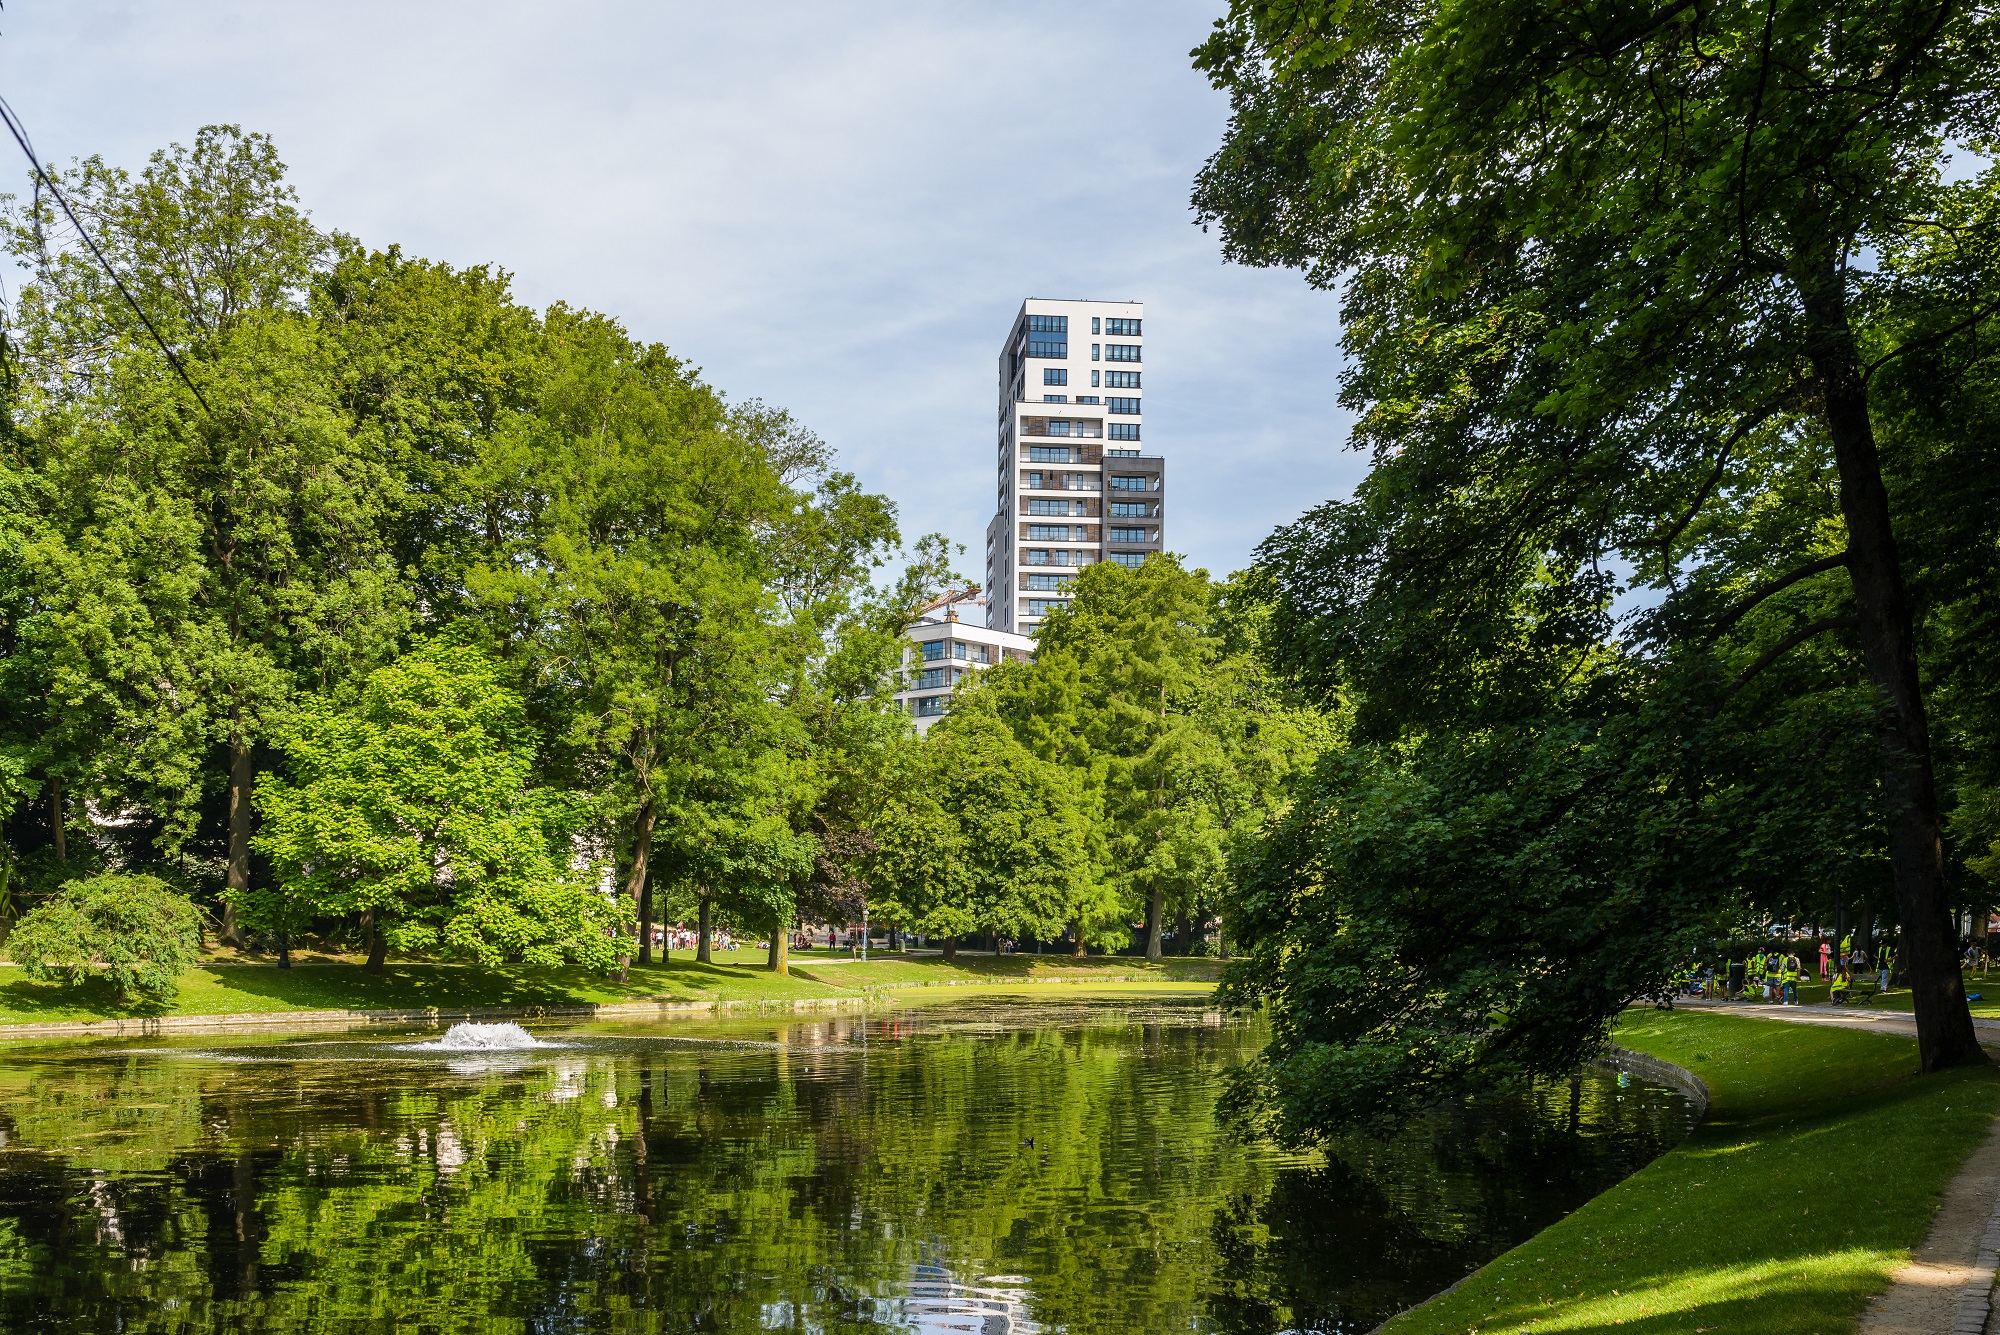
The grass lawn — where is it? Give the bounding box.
[1383,1009,2000,1335]
[0,951,1218,1027]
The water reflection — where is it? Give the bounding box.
[0,995,1693,1332]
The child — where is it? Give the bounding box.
[1830,967,1851,1005]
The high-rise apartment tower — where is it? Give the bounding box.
[984,298,1164,634]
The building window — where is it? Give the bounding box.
[1043,367,1068,385]
[1029,446,1072,462]
[1106,318,1141,336]
[1043,394,1067,403]
[1091,343,1100,361]
[1110,475,1148,491]
[914,695,947,717]
[1107,448,1139,456]
[1076,396,1100,405]
[1091,370,1100,387]
[1106,344,1141,363]
[1109,552,1145,568]
[1026,339,1067,359]
[1105,371,1140,389]
[1026,524,1075,540]
[1109,424,1140,441]
[1028,499,1072,516]
[1108,527,1150,543]
[918,667,949,688]
[1026,315,1067,334]
[1025,599,1070,617]
[1091,317,1101,334]
[1110,501,1150,517]
[920,640,946,661]
[954,642,968,660]
[1026,573,1072,590]
[1108,397,1141,415]
[1026,549,1050,564]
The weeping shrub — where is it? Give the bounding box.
[6,873,202,1001]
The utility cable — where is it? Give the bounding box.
[0,93,210,412]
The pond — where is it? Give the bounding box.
[0,992,1695,1333]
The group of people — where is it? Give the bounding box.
[1680,935,1896,1006]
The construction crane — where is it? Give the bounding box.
[915,585,983,619]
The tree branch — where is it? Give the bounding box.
[1705,551,1850,642]
[1656,399,1785,570]
[1713,613,1857,710]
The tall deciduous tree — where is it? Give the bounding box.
[248,640,620,972]
[3,127,406,940]
[1193,0,1998,1070]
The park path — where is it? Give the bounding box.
[1678,999,2000,1334]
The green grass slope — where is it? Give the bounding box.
[0,952,1218,1027]
[1383,1010,2000,1335]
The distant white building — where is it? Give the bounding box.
[983,297,1165,636]
[894,594,1035,733]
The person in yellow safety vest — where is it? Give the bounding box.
[1766,951,1784,1001]
[1781,954,1800,1005]
[1745,953,1763,1000]
[1831,967,1851,1004]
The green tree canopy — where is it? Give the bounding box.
[247,640,621,972]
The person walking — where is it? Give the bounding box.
[1819,940,1831,980]
[1878,945,1894,994]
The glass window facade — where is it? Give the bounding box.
[1028,446,1073,462]
[1109,552,1145,568]
[1108,424,1140,441]
[1109,527,1150,543]
[1026,573,1073,590]
[918,667,948,688]
[1106,344,1141,362]
[1106,319,1142,336]
[1043,368,1067,385]
[1025,599,1070,617]
[1104,371,1140,388]
[1026,339,1067,358]
[1108,398,1141,415]
[1027,499,1071,516]
[919,640,946,661]
[1026,315,1068,333]
[1110,501,1149,517]
[1026,524,1076,540]
[913,696,947,717]
[1109,475,1148,491]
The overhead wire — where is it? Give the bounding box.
[0,92,210,412]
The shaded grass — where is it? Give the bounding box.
[1382,1010,2000,1335]
[0,952,1217,1026]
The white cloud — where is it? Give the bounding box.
[1,0,1364,580]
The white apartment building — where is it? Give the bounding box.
[984,298,1165,635]
[894,596,1037,733]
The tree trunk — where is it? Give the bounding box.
[276,932,291,970]
[1855,902,1876,967]
[1144,884,1164,963]
[697,895,712,964]
[766,923,788,974]
[629,801,656,966]
[1803,263,1982,1070]
[223,738,254,946]
[1072,922,1086,958]
[362,910,386,975]
[942,935,958,962]
[49,777,65,864]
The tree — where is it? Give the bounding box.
[246,640,621,973]
[868,716,1092,959]
[5,872,200,1001]
[1193,0,1999,1071]
[3,127,406,941]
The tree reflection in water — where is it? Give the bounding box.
[0,997,1693,1333]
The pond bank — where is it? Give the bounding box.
[0,956,1219,1037]
[1375,1010,2000,1335]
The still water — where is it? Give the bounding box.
[0,993,1694,1333]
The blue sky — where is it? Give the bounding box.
[0,1,1365,583]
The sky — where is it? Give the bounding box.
[0,1,1365,585]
